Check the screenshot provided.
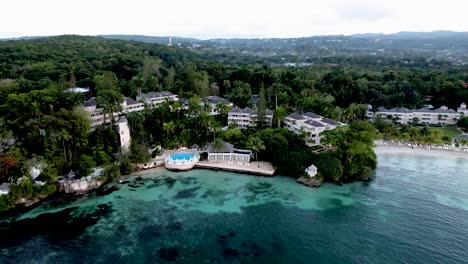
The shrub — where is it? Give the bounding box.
[101,164,121,182]
[72,155,96,177]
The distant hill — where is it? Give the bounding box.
[97,35,200,45]
[351,31,468,40]
[3,31,468,65]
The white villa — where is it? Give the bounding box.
[367,105,461,125]
[228,107,274,128]
[83,97,144,129]
[201,96,233,115]
[306,164,318,177]
[136,91,179,108]
[284,112,344,146]
[458,103,468,117]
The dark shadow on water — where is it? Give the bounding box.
[0,203,114,248]
[173,187,201,199]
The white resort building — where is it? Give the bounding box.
[367,105,461,125]
[136,91,178,108]
[284,112,344,146]
[83,97,144,129]
[458,103,468,117]
[228,107,274,128]
[205,141,252,164]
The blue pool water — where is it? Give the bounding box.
[170,152,195,160]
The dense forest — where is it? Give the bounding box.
[0,35,467,211]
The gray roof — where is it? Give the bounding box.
[206,140,234,153]
[304,119,325,127]
[321,118,342,126]
[203,96,230,104]
[303,112,322,119]
[264,109,273,116]
[118,116,128,123]
[388,107,412,113]
[0,183,11,192]
[240,107,252,114]
[125,97,140,105]
[139,91,175,99]
[84,97,96,107]
[229,107,242,113]
[287,112,306,120]
[414,107,433,113]
[454,134,468,141]
[431,107,458,114]
[307,164,317,171]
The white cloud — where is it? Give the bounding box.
[1,0,467,38]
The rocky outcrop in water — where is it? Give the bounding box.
[296,176,322,188]
[58,177,104,194]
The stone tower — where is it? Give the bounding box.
[117,116,131,152]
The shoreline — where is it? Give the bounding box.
[374,144,468,159]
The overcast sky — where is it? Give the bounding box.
[1,0,467,39]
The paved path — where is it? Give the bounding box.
[196,161,275,176]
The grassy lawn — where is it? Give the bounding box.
[429,127,461,143]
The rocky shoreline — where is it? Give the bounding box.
[296,176,322,188]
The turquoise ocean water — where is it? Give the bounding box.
[1,152,468,263]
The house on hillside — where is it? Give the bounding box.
[82,97,144,129]
[227,107,273,128]
[136,91,178,108]
[367,105,460,125]
[458,103,468,117]
[284,112,344,146]
[201,96,233,115]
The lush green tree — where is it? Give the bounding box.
[256,85,268,129]
[247,136,266,164]
[274,106,287,128]
[72,154,96,177]
[322,121,379,181]
[96,89,124,125]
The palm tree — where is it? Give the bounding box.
[247,136,265,166]
[274,106,287,128]
[57,129,72,167]
[213,137,224,152]
[198,113,213,138]
[172,101,182,120]
[188,96,202,116]
[211,121,222,140]
[163,121,175,147]
[97,90,123,125]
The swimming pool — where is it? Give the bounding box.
[170,153,195,161]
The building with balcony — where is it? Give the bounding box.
[284,112,344,146]
[136,91,178,108]
[458,103,468,117]
[228,107,273,128]
[367,105,460,125]
[83,97,144,129]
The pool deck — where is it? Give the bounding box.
[195,161,275,176]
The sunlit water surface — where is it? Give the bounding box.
[1,152,468,264]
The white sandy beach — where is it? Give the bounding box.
[374,144,468,159]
